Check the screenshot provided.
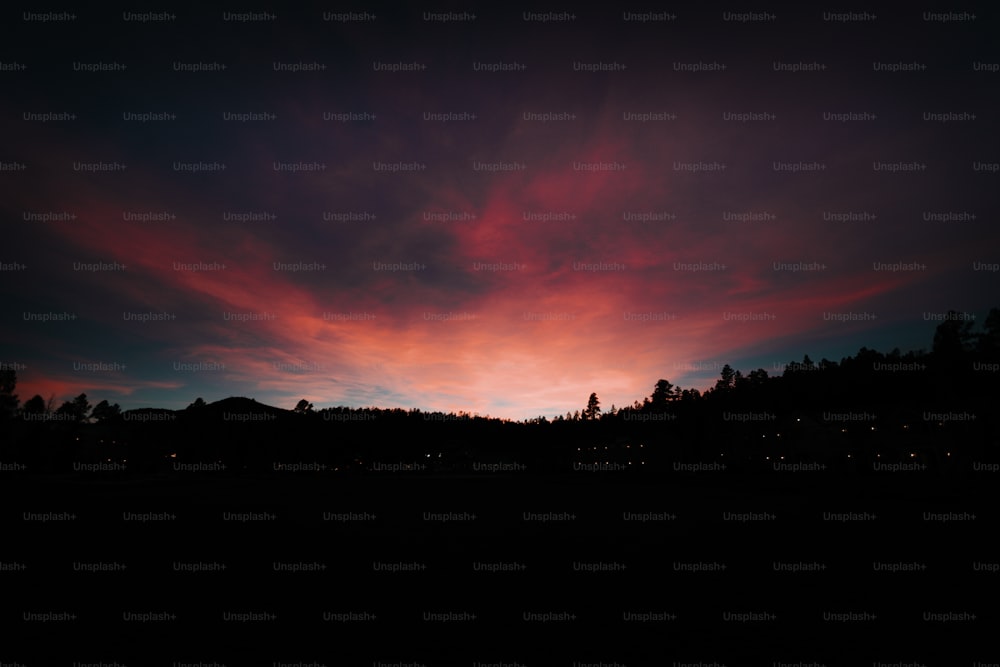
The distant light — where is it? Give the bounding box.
[796,418,801,422]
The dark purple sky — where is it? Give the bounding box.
[2,5,997,419]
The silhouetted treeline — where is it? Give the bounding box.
[1,309,998,474]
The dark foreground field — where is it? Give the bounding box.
[1,462,995,665]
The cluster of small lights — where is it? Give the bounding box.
[575,443,646,466]
[576,444,645,451]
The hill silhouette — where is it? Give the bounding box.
[1,309,998,475]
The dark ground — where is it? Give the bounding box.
[1,462,994,665]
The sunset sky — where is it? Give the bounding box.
[2,6,997,419]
